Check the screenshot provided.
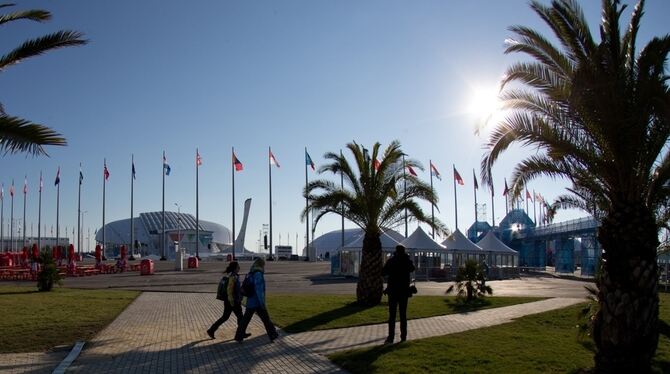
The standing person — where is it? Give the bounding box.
[382,245,415,344]
[207,261,250,339]
[235,258,279,343]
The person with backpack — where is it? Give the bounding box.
[207,261,250,339]
[382,245,416,344]
[235,258,279,343]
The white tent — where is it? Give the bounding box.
[400,226,445,251]
[476,231,518,268]
[441,229,484,253]
[476,231,517,254]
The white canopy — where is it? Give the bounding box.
[476,231,518,254]
[442,229,485,253]
[343,231,402,250]
[400,226,446,251]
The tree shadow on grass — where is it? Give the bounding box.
[329,342,411,374]
[282,302,378,333]
[443,298,492,314]
[0,289,39,296]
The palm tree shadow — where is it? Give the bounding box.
[443,298,492,314]
[330,342,411,372]
[282,302,378,333]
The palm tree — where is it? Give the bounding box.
[0,3,87,156]
[304,141,446,306]
[446,259,492,302]
[481,0,669,371]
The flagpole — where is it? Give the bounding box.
[22,176,26,248]
[102,159,107,261]
[232,147,236,260]
[10,181,13,251]
[195,148,200,260]
[525,189,529,215]
[491,182,495,227]
[77,163,82,255]
[130,155,135,260]
[305,147,309,257]
[403,154,408,238]
[453,164,458,231]
[268,146,273,260]
[161,151,166,261]
[473,169,478,224]
[341,149,345,248]
[533,190,537,225]
[55,174,59,254]
[430,160,435,239]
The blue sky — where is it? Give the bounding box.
[1,1,668,252]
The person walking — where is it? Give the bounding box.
[382,245,415,344]
[207,261,250,339]
[235,258,279,343]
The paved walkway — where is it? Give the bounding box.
[0,293,585,373]
[0,351,68,374]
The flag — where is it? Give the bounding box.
[535,193,544,203]
[79,164,84,185]
[0,184,3,200]
[104,162,110,180]
[526,189,532,200]
[407,165,417,177]
[503,179,509,196]
[453,167,464,186]
[373,158,381,171]
[163,154,171,176]
[132,161,136,180]
[430,161,441,180]
[473,170,479,190]
[269,150,280,168]
[23,176,27,194]
[39,173,43,192]
[233,152,243,171]
[54,167,61,186]
[9,182,14,197]
[305,150,315,171]
[196,150,202,167]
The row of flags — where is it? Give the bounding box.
[0,150,546,203]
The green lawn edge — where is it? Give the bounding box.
[268,294,545,333]
[0,286,140,353]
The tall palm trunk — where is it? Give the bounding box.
[356,232,383,306]
[595,202,659,373]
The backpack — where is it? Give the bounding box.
[216,276,229,301]
[241,272,255,297]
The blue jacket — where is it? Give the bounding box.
[245,270,266,309]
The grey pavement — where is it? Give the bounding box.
[0,351,68,374]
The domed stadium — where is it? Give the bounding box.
[304,228,404,258]
[95,211,254,257]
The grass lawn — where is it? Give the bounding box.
[267,294,543,333]
[0,286,139,353]
[329,293,670,374]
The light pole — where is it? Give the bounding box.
[174,202,182,271]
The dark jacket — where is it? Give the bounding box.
[382,253,415,297]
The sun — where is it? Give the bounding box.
[467,86,502,119]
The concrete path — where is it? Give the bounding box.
[291,297,585,355]
[0,351,68,374]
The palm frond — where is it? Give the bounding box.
[0,8,51,26]
[0,114,66,156]
[0,30,87,71]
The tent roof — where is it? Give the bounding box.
[400,226,445,251]
[476,231,518,254]
[343,230,403,250]
[442,229,484,252]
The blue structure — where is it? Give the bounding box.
[493,209,601,276]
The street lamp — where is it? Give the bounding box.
[174,203,181,250]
